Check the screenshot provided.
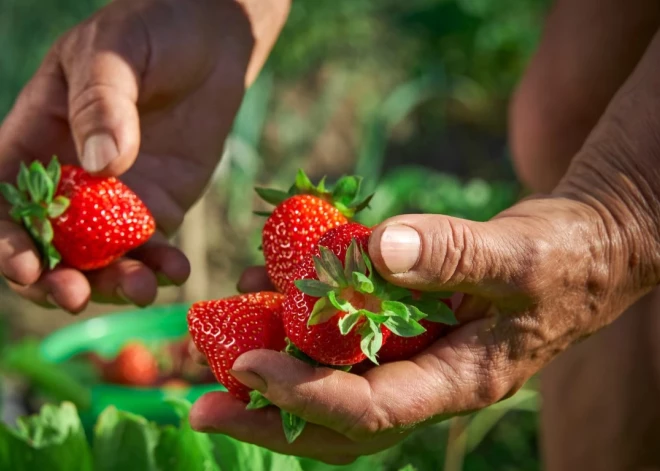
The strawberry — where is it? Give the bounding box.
[103,342,160,387]
[283,223,458,366]
[0,156,155,271]
[187,292,287,402]
[256,170,373,293]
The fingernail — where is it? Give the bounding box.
[82,133,119,173]
[229,369,267,393]
[116,286,132,304]
[379,224,421,273]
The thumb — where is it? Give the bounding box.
[60,24,142,176]
[368,214,528,295]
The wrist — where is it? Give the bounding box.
[554,141,660,291]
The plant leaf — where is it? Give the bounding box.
[352,271,374,293]
[281,410,306,444]
[362,310,389,323]
[327,291,355,313]
[381,300,412,321]
[45,244,62,270]
[252,211,272,217]
[155,398,221,471]
[254,187,291,206]
[422,301,458,325]
[307,297,338,326]
[338,312,361,335]
[0,183,24,206]
[0,402,92,471]
[294,169,315,193]
[384,316,427,337]
[46,156,61,188]
[359,328,382,365]
[246,391,271,410]
[318,246,347,286]
[93,407,160,471]
[343,239,359,279]
[332,175,361,206]
[47,196,70,219]
[294,279,335,297]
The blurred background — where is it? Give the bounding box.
[0,0,550,469]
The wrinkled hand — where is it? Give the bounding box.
[189,190,658,464]
[0,0,284,312]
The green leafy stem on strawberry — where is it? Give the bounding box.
[296,239,458,364]
[0,157,69,268]
[254,169,374,218]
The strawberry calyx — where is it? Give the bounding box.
[0,156,69,269]
[254,169,374,218]
[294,239,458,364]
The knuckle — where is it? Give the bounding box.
[424,218,477,285]
[68,83,117,126]
[342,402,393,442]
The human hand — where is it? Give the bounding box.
[0,0,289,313]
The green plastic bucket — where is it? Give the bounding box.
[39,303,223,430]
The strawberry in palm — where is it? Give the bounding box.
[283,223,458,366]
[256,170,372,293]
[187,292,287,402]
[0,156,155,271]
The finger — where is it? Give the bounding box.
[86,259,159,307]
[231,320,525,439]
[510,0,660,191]
[0,220,42,286]
[189,391,364,464]
[9,267,91,314]
[129,233,191,287]
[58,8,147,175]
[237,266,275,293]
[368,214,528,296]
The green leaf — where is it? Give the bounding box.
[46,156,61,188]
[338,312,361,335]
[352,272,374,293]
[38,219,54,244]
[154,398,221,471]
[384,316,427,337]
[359,330,381,365]
[254,187,291,206]
[423,301,458,325]
[93,407,160,471]
[307,297,338,326]
[17,162,30,192]
[246,390,272,410]
[349,193,375,212]
[343,239,360,279]
[317,246,347,286]
[28,161,52,203]
[294,279,335,297]
[381,300,412,321]
[316,176,327,193]
[294,169,315,193]
[47,196,70,219]
[0,402,93,471]
[253,211,272,217]
[332,175,361,206]
[362,310,389,323]
[45,244,62,270]
[327,291,355,313]
[281,410,306,444]
[0,183,24,206]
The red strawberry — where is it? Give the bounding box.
[187,292,287,402]
[256,170,373,293]
[283,223,458,366]
[103,342,160,387]
[0,156,155,271]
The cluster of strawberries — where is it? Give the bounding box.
[186,171,458,441]
[0,159,457,443]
